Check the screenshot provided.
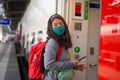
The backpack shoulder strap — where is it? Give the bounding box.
[56,45,62,61]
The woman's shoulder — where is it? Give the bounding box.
[46,38,58,46]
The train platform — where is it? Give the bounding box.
[0,42,21,80]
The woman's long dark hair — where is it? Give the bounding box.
[47,14,72,50]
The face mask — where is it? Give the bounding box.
[52,25,65,36]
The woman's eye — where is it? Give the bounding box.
[54,25,57,26]
[59,22,63,25]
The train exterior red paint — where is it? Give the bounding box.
[98,0,120,80]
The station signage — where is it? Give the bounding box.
[0,19,11,25]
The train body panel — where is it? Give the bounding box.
[17,0,120,80]
[98,0,120,80]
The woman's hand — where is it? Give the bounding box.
[76,64,87,71]
[71,59,79,65]
[71,59,87,71]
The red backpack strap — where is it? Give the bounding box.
[56,45,62,61]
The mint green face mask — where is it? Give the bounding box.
[52,25,65,36]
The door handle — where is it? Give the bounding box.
[89,64,97,67]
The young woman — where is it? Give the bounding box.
[44,14,86,80]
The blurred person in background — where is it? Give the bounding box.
[14,30,21,53]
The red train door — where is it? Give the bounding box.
[98,0,120,80]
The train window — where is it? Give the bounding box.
[38,31,43,42]
[31,32,35,44]
[32,32,35,36]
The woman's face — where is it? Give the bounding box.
[52,18,64,28]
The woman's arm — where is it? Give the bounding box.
[44,39,73,71]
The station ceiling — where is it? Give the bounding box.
[4,0,30,31]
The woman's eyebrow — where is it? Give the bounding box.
[59,22,63,24]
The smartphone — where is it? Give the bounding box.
[78,56,86,61]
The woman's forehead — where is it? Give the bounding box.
[52,18,63,23]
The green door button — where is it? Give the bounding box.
[74,47,80,53]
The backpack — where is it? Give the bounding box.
[28,42,62,79]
